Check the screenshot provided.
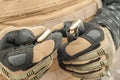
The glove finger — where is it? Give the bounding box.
[65,59,108,73]
[59,54,107,73]
[63,54,106,65]
[62,55,105,65]
[72,67,107,79]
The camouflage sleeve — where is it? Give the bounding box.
[91,0,120,49]
[102,0,120,5]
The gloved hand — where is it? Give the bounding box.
[53,20,115,80]
[0,26,62,80]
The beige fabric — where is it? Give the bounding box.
[51,23,64,32]
[0,26,46,39]
[65,37,91,56]
[0,0,101,29]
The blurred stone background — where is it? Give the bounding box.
[111,48,120,80]
[102,48,120,80]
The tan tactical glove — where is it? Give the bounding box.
[0,25,62,80]
[53,20,115,80]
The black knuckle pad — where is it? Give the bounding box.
[86,30,102,42]
[83,22,104,44]
[5,29,35,45]
[17,29,35,44]
[0,45,33,71]
[8,53,26,67]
